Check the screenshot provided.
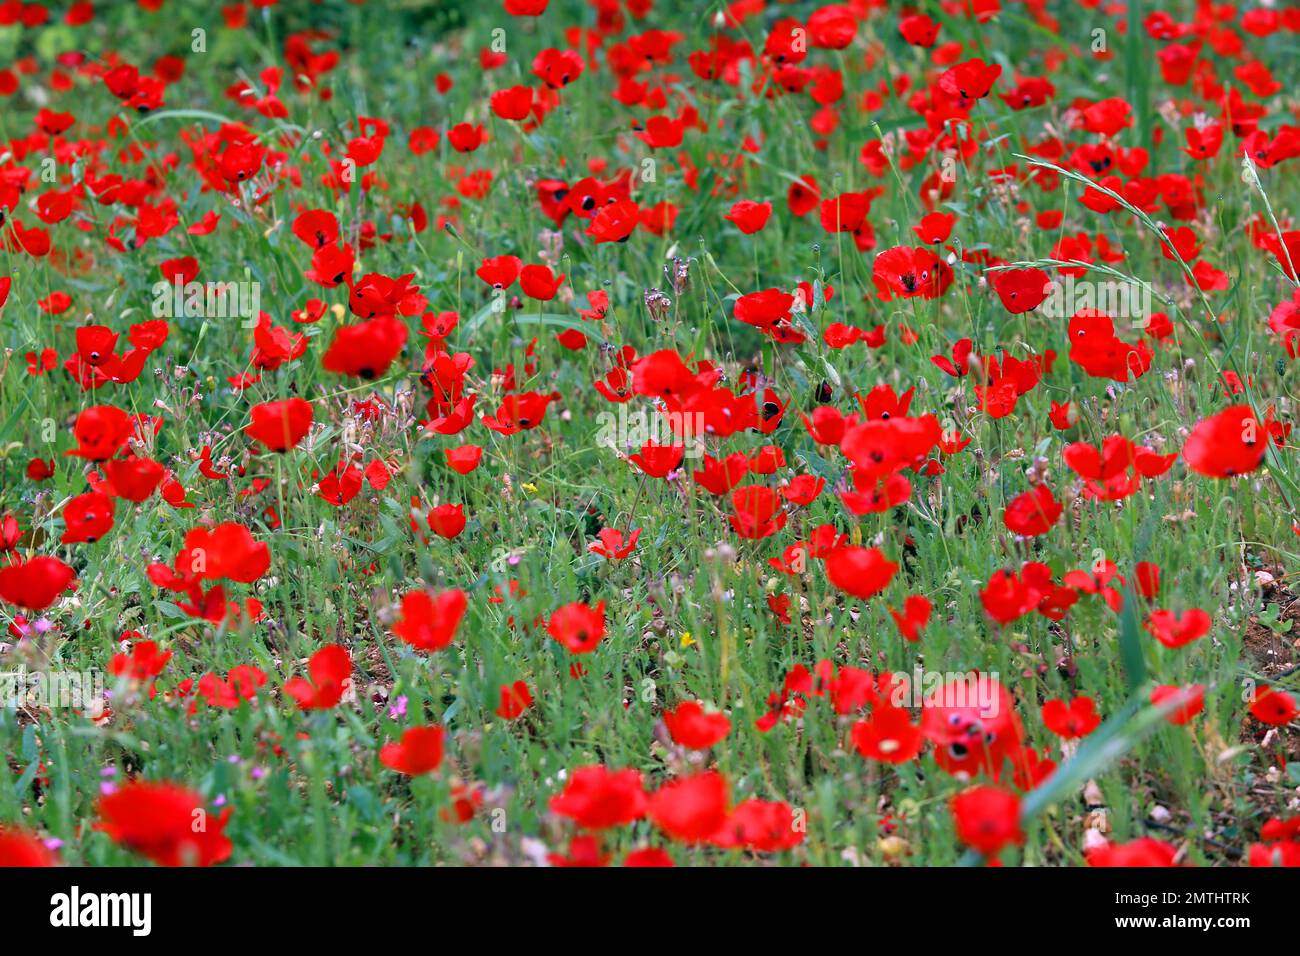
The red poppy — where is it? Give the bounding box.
[939,58,1003,101]
[550,766,647,830]
[364,459,392,491]
[628,440,684,478]
[496,681,533,719]
[786,175,820,216]
[108,640,171,686]
[824,546,898,600]
[548,600,606,653]
[380,726,445,775]
[663,701,731,750]
[922,677,1023,779]
[913,212,955,244]
[1250,687,1298,726]
[734,288,799,338]
[1151,684,1205,725]
[532,47,583,88]
[481,391,557,434]
[631,349,694,398]
[0,826,56,866]
[427,503,467,539]
[648,771,730,843]
[519,264,565,300]
[306,243,355,287]
[284,644,352,710]
[991,267,1051,314]
[951,785,1023,855]
[1068,310,1153,382]
[1145,608,1211,648]
[588,527,641,560]
[322,316,408,379]
[692,452,750,495]
[1003,484,1063,536]
[96,781,232,867]
[1041,696,1101,739]
[851,705,924,763]
[196,666,267,709]
[724,199,772,235]
[873,249,952,303]
[1134,562,1161,599]
[624,847,674,867]
[75,325,119,366]
[899,14,940,46]
[711,799,804,852]
[489,85,534,121]
[780,474,825,505]
[1080,97,1133,136]
[103,457,166,502]
[1261,231,1300,281]
[0,556,76,610]
[548,835,609,867]
[317,462,364,506]
[889,594,933,641]
[980,567,1043,624]
[444,445,483,474]
[447,123,486,152]
[245,399,313,452]
[728,485,788,539]
[179,523,271,583]
[505,0,549,15]
[586,199,641,243]
[637,115,684,149]
[1048,401,1075,430]
[61,492,116,544]
[1183,404,1266,478]
[392,589,468,652]
[800,406,847,444]
[973,351,1053,418]
[66,405,134,461]
[293,209,340,248]
[1087,838,1179,867]
[829,321,870,350]
[477,254,522,289]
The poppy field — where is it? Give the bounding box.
[0,0,1299,871]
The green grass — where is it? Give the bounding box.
[0,0,1297,866]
